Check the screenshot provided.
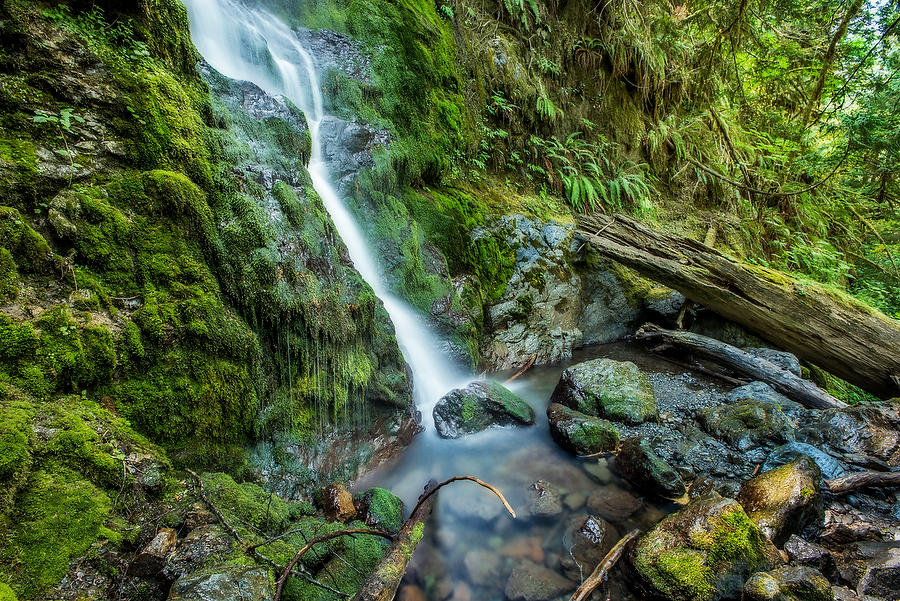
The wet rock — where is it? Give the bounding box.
[354,487,404,533]
[581,458,613,483]
[163,525,234,581]
[803,403,900,467]
[397,585,427,601]
[699,397,796,451]
[499,536,545,564]
[743,566,833,601]
[835,542,900,600]
[560,514,616,581]
[464,549,503,586]
[563,492,586,511]
[504,560,574,601]
[433,381,535,438]
[129,528,177,575]
[743,349,803,377]
[586,487,642,521]
[550,358,659,425]
[444,485,505,523]
[762,443,847,480]
[167,565,270,600]
[726,382,807,419]
[644,289,687,324]
[630,492,783,601]
[526,480,563,518]
[547,403,620,456]
[784,535,837,580]
[820,505,895,547]
[614,437,686,500]
[831,586,860,601]
[183,503,216,531]
[737,457,823,546]
[321,482,356,522]
[450,582,472,601]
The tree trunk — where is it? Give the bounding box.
[577,214,900,398]
[636,324,845,409]
[825,471,900,494]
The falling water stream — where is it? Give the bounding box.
[183,4,679,599]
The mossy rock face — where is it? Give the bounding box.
[550,358,658,425]
[743,566,833,601]
[432,381,535,438]
[0,581,15,601]
[737,458,823,547]
[699,399,796,452]
[168,565,271,601]
[614,437,685,501]
[546,402,620,456]
[354,487,404,534]
[630,492,783,601]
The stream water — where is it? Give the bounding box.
[183,4,697,599]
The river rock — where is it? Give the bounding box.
[834,542,900,600]
[463,550,502,586]
[354,487,404,533]
[801,402,900,467]
[743,349,803,377]
[433,381,535,438]
[743,566,833,601]
[163,525,234,581]
[726,382,806,419]
[560,514,616,581]
[614,437,686,500]
[699,398,796,451]
[586,487,642,521]
[550,358,658,425]
[547,403,620,455]
[129,528,177,575]
[167,565,270,601]
[499,536,545,563]
[630,492,783,601]
[737,457,823,546]
[526,480,563,518]
[784,535,837,580]
[762,443,847,480]
[322,482,357,522]
[504,561,573,601]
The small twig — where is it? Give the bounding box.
[186,469,245,546]
[504,354,536,383]
[409,476,516,520]
[568,529,640,601]
[274,529,393,601]
[751,464,761,477]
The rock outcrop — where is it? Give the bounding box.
[433,381,535,438]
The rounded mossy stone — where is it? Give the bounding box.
[433,380,535,438]
[743,566,833,601]
[550,358,658,425]
[630,492,783,601]
[355,487,403,534]
[547,402,620,455]
[699,399,795,451]
[614,437,685,500]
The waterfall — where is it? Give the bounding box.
[183,0,463,428]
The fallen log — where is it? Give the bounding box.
[569,529,640,601]
[636,324,846,409]
[577,213,900,398]
[825,471,900,494]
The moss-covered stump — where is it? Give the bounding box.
[432,381,535,438]
[630,492,783,601]
[743,566,833,601]
[614,437,686,501]
[550,358,658,425]
[547,402,620,456]
[737,458,823,547]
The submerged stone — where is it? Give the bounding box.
[550,358,658,425]
[737,457,823,546]
[743,566,833,601]
[546,402,620,456]
[504,560,573,601]
[614,437,686,500]
[432,381,535,438]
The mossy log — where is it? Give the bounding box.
[578,214,900,399]
[637,324,845,409]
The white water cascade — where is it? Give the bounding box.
[183,0,464,427]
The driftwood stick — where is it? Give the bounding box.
[273,528,393,601]
[636,324,846,409]
[569,529,641,601]
[505,354,537,383]
[825,471,900,494]
[409,476,517,520]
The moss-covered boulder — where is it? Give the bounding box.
[630,492,783,601]
[354,487,404,534]
[432,381,535,438]
[699,399,796,452]
[547,402,620,456]
[737,458,823,547]
[550,358,658,425]
[0,582,15,601]
[614,437,686,501]
[743,566,833,601]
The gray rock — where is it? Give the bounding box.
[433,381,535,438]
[784,535,837,580]
[841,542,900,600]
[550,358,658,425]
[163,526,234,581]
[614,437,686,500]
[129,528,177,576]
[726,382,807,421]
[504,561,573,601]
[762,443,847,480]
[167,565,270,600]
[463,550,502,586]
[586,487,641,521]
[699,398,796,451]
[526,480,563,518]
[560,514,616,581]
[546,403,620,456]
[743,348,803,377]
[743,566,833,601]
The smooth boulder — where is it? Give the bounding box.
[433,381,535,438]
[547,402,620,456]
[743,566,833,601]
[167,565,270,601]
[614,437,686,500]
[550,358,658,425]
[630,492,783,601]
[737,457,823,546]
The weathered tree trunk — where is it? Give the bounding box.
[350,482,438,601]
[578,214,900,398]
[637,324,845,409]
[825,471,900,494]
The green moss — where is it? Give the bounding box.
[636,548,715,601]
[486,381,534,423]
[706,510,767,568]
[356,487,403,534]
[0,581,16,601]
[201,472,311,533]
[0,206,51,272]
